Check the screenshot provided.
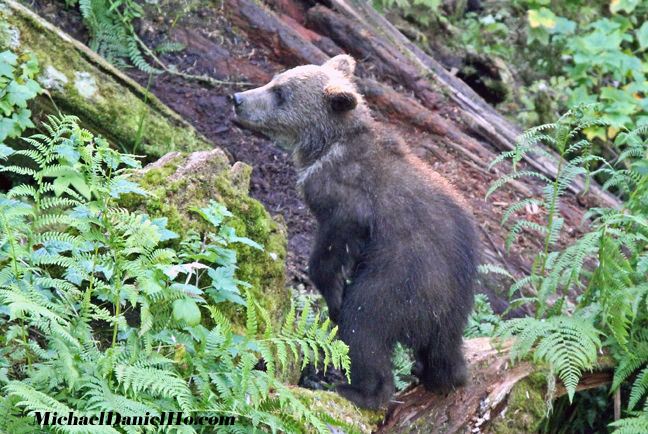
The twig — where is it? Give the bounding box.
[134,34,251,87]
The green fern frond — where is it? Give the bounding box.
[5,382,121,434]
[115,365,194,412]
[486,170,552,198]
[497,315,601,401]
[610,413,648,434]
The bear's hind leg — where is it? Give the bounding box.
[416,337,468,394]
[336,318,394,409]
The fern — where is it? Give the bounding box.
[486,107,648,428]
[609,413,648,434]
[498,315,601,401]
[73,0,160,74]
[0,115,351,433]
[66,0,247,86]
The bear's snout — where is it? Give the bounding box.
[230,93,243,108]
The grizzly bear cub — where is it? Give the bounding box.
[232,55,478,410]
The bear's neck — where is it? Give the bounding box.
[292,110,373,169]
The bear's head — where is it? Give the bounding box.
[231,55,363,152]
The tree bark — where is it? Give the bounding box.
[378,338,613,433]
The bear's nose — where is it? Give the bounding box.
[230,93,243,107]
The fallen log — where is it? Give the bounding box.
[2,0,211,159]
[378,338,613,433]
[308,0,620,209]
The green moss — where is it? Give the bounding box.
[119,150,289,334]
[3,1,211,158]
[290,387,382,434]
[491,372,548,434]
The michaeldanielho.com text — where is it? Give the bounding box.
[34,411,235,427]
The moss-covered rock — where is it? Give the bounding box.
[119,149,289,332]
[290,387,383,433]
[490,372,547,434]
[1,0,210,159]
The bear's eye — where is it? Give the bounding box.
[272,86,286,107]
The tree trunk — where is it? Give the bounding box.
[308,0,619,209]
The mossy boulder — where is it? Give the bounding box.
[1,0,210,159]
[490,373,547,434]
[290,387,383,433]
[119,149,289,331]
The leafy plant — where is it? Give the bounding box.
[372,0,441,27]
[0,50,41,153]
[68,0,160,73]
[486,107,648,431]
[460,10,516,59]
[65,0,247,87]
[463,293,502,338]
[563,16,648,142]
[391,343,415,391]
[0,114,350,433]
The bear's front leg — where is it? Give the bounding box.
[308,220,365,323]
[308,241,347,323]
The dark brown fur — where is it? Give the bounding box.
[233,55,478,409]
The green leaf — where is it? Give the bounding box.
[193,200,233,228]
[0,59,13,77]
[53,172,91,200]
[0,117,20,142]
[551,17,576,35]
[0,51,17,69]
[7,80,40,108]
[151,217,178,241]
[109,178,147,198]
[173,298,201,326]
[528,8,557,30]
[54,142,81,163]
[0,99,12,116]
[0,143,14,159]
[13,108,34,130]
[610,0,640,14]
[636,21,648,51]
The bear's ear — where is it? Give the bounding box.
[325,84,358,112]
[323,55,356,78]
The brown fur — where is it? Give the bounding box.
[233,55,478,409]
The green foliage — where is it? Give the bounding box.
[0,49,41,150]
[498,315,601,402]
[487,107,648,431]
[464,293,502,338]
[610,413,648,434]
[0,115,350,433]
[372,0,441,27]
[562,15,648,141]
[460,10,516,59]
[66,0,160,73]
[64,1,243,87]
[472,1,648,141]
[538,386,613,434]
[391,343,414,391]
